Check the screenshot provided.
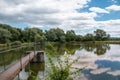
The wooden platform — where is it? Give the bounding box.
[0,51,44,80]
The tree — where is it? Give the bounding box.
[0,24,21,42]
[94,29,110,41]
[10,28,20,41]
[55,28,65,42]
[83,33,94,41]
[45,29,57,41]
[45,28,65,42]
[66,30,76,41]
[75,35,83,41]
[22,28,44,42]
[0,28,12,43]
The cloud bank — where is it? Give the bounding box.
[0,0,120,37]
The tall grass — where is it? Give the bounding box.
[45,42,82,80]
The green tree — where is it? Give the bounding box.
[45,29,57,41]
[10,28,20,41]
[0,28,12,43]
[94,29,110,41]
[55,28,65,42]
[66,30,76,42]
[83,33,94,41]
[45,28,65,42]
[75,35,83,41]
[23,28,44,42]
[0,24,21,42]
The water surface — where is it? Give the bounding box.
[0,42,120,80]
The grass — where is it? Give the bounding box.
[0,44,7,48]
[83,40,120,44]
[45,42,82,80]
[97,41,120,44]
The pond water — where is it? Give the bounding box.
[0,42,120,80]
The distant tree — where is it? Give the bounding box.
[83,33,94,41]
[10,28,20,41]
[94,29,110,41]
[0,23,113,43]
[75,35,83,41]
[23,28,44,42]
[45,29,57,41]
[45,28,65,42]
[55,28,65,42]
[0,24,21,42]
[17,28,24,42]
[59,35,66,42]
[65,30,76,41]
[0,28,12,43]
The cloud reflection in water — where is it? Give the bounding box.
[71,44,120,80]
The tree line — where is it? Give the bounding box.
[0,23,110,44]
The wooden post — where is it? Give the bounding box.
[31,51,44,63]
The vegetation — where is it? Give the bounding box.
[10,41,22,47]
[45,28,65,42]
[46,55,81,80]
[94,29,110,41]
[0,23,119,44]
[45,43,82,80]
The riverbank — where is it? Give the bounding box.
[83,41,120,44]
[0,40,120,48]
[0,42,33,48]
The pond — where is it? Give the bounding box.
[0,42,120,80]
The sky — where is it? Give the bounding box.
[0,0,120,37]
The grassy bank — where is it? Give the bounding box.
[0,44,7,47]
[84,41,120,44]
[0,42,33,49]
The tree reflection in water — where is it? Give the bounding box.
[45,42,82,56]
[45,42,111,56]
[83,42,110,55]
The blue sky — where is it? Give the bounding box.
[80,0,120,20]
[0,0,120,37]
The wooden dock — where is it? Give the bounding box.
[0,51,44,80]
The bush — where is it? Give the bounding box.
[45,42,82,80]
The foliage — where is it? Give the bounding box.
[45,28,65,42]
[0,28,11,43]
[83,33,95,41]
[66,30,76,42]
[82,42,110,55]
[22,28,44,42]
[0,23,114,44]
[45,43,82,80]
[94,29,110,41]
[75,35,83,41]
[10,41,22,47]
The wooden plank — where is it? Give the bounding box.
[0,51,37,80]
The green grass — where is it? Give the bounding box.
[0,44,7,48]
[45,42,82,80]
[83,41,120,44]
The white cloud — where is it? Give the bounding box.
[107,70,120,76]
[107,0,118,4]
[96,19,120,37]
[0,0,120,37]
[0,0,91,15]
[0,0,91,23]
[90,68,111,74]
[106,5,120,11]
[70,45,120,75]
[89,7,109,13]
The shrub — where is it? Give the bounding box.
[45,42,82,80]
